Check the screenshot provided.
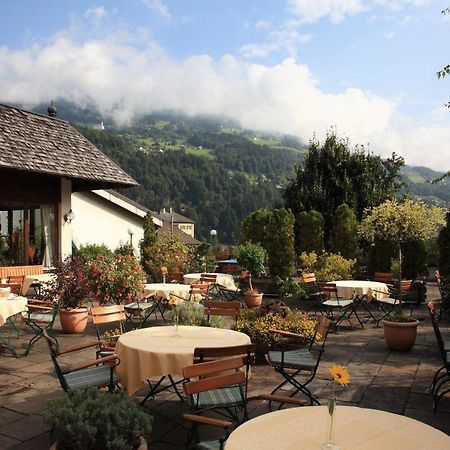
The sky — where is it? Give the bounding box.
[0,0,449,170]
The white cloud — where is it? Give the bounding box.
[287,0,431,23]
[384,31,395,39]
[84,7,107,20]
[255,20,272,30]
[141,0,171,19]
[0,31,449,170]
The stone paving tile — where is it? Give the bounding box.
[0,407,26,425]
[0,414,50,442]
[0,434,21,449]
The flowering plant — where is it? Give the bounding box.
[43,256,91,309]
[322,365,350,449]
[85,255,145,305]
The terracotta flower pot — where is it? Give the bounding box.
[244,291,263,308]
[59,307,89,334]
[382,319,419,351]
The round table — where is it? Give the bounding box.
[331,280,390,300]
[0,295,28,326]
[225,406,450,449]
[183,273,237,290]
[115,326,251,395]
[143,283,192,300]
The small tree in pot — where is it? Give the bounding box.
[235,242,268,307]
[359,198,445,350]
[44,256,91,334]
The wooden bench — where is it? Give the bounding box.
[0,265,44,279]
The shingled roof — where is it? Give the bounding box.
[0,103,137,190]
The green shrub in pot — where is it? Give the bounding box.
[43,388,152,450]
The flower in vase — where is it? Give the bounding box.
[329,365,350,387]
[168,295,182,306]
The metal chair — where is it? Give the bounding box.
[200,274,218,284]
[124,294,159,329]
[265,315,333,406]
[182,355,251,424]
[302,273,325,315]
[319,283,361,331]
[182,414,232,450]
[207,283,241,301]
[373,279,413,325]
[42,329,120,392]
[428,302,450,411]
[0,282,22,296]
[23,299,59,356]
[7,275,25,295]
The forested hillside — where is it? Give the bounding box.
[77,122,303,243]
[31,102,450,244]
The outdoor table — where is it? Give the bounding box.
[331,280,390,300]
[115,325,251,396]
[183,273,237,290]
[225,405,450,449]
[143,283,192,300]
[0,295,28,357]
[21,273,55,296]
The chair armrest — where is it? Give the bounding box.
[58,341,102,355]
[68,354,120,372]
[269,329,303,339]
[26,304,53,312]
[182,414,232,429]
[257,394,308,406]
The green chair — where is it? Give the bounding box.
[42,329,120,392]
[23,299,59,356]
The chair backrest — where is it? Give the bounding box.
[313,315,333,348]
[203,300,241,320]
[182,356,248,404]
[303,273,317,284]
[90,305,126,341]
[194,343,255,365]
[0,282,21,296]
[373,272,394,284]
[317,283,339,300]
[200,274,218,284]
[189,283,210,301]
[42,329,69,391]
[428,302,447,364]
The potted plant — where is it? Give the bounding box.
[360,198,445,350]
[44,256,91,334]
[382,314,420,351]
[235,242,268,307]
[85,255,145,305]
[44,388,152,449]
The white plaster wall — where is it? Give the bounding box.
[71,191,144,255]
[60,178,73,260]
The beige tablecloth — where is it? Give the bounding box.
[143,283,192,300]
[0,296,28,326]
[22,273,55,296]
[225,406,450,450]
[183,273,237,290]
[330,280,390,300]
[116,326,250,395]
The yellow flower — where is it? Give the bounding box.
[329,365,350,386]
[161,266,168,275]
[168,295,181,306]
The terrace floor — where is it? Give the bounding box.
[0,283,449,449]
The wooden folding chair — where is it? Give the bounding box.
[265,316,333,406]
[7,275,25,295]
[0,282,22,296]
[43,329,120,392]
[91,305,126,357]
[203,300,241,324]
[302,273,325,315]
[200,274,218,284]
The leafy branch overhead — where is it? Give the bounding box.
[437,7,450,107]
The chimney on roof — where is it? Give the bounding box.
[47,100,57,118]
[169,207,173,213]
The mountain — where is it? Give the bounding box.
[29,102,450,243]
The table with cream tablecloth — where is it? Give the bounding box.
[225,405,450,450]
[183,273,237,290]
[0,295,28,357]
[330,280,390,300]
[115,325,251,395]
[143,283,192,300]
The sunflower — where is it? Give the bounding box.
[329,365,350,386]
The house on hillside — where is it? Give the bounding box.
[154,208,195,238]
[0,102,137,266]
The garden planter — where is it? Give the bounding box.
[382,319,419,351]
[244,292,263,308]
[59,307,88,334]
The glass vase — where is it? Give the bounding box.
[172,308,180,337]
[320,397,340,450]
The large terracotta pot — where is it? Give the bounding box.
[59,307,89,334]
[244,291,263,308]
[382,319,419,351]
